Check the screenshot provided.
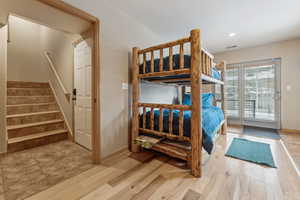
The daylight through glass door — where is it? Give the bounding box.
[225,58,281,129]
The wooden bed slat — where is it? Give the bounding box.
[168,109,173,134]
[209,57,212,76]
[143,53,146,74]
[159,108,163,132]
[179,110,184,137]
[143,107,146,129]
[201,52,205,75]
[180,44,184,69]
[169,47,173,71]
[159,49,163,72]
[150,108,154,130]
[150,51,154,73]
[205,54,209,75]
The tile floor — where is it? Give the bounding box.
[0,141,94,200]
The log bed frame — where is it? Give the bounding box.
[131,29,227,177]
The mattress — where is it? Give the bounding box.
[139,106,224,154]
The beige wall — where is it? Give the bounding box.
[0,25,8,153]
[215,38,300,130]
[64,0,166,158]
[8,16,48,82]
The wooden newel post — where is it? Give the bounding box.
[221,61,227,134]
[131,47,140,152]
[190,29,202,177]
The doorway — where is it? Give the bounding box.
[226,58,281,129]
[0,0,100,163]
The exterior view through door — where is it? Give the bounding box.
[74,38,93,150]
[225,58,281,129]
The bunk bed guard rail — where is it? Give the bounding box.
[138,103,192,142]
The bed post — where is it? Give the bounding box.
[190,29,202,177]
[220,61,227,134]
[131,47,140,152]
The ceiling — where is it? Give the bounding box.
[107,0,300,53]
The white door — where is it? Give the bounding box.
[74,39,92,150]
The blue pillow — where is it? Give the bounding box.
[183,94,191,105]
[183,93,214,108]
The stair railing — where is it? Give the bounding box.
[44,52,71,100]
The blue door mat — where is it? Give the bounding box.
[244,126,281,140]
[225,138,276,168]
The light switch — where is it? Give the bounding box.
[286,85,291,91]
[122,83,128,90]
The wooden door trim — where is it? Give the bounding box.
[36,0,101,164]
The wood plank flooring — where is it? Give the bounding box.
[26,133,300,200]
[279,132,300,175]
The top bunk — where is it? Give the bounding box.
[133,29,226,85]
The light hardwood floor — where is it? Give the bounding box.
[279,132,300,174]
[26,133,300,200]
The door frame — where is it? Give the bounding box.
[36,0,101,163]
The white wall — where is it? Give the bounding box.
[63,0,165,158]
[215,38,300,130]
[140,82,178,104]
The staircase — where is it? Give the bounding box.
[6,81,69,152]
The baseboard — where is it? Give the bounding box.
[280,129,300,134]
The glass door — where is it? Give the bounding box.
[225,59,281,129]
[225,64,242,124]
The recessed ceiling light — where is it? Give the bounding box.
[229,33,236,37]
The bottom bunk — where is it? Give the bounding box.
[139,104,225,154]
[135,119,226,162]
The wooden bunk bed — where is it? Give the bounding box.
[131,29,227,177]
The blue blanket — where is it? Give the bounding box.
[139,54,221,80]
[140,106,224,154]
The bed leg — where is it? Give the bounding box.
[131,47,140,153]
[190,29,202,178]
[222,120,227,135]
[187,154,192,169]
